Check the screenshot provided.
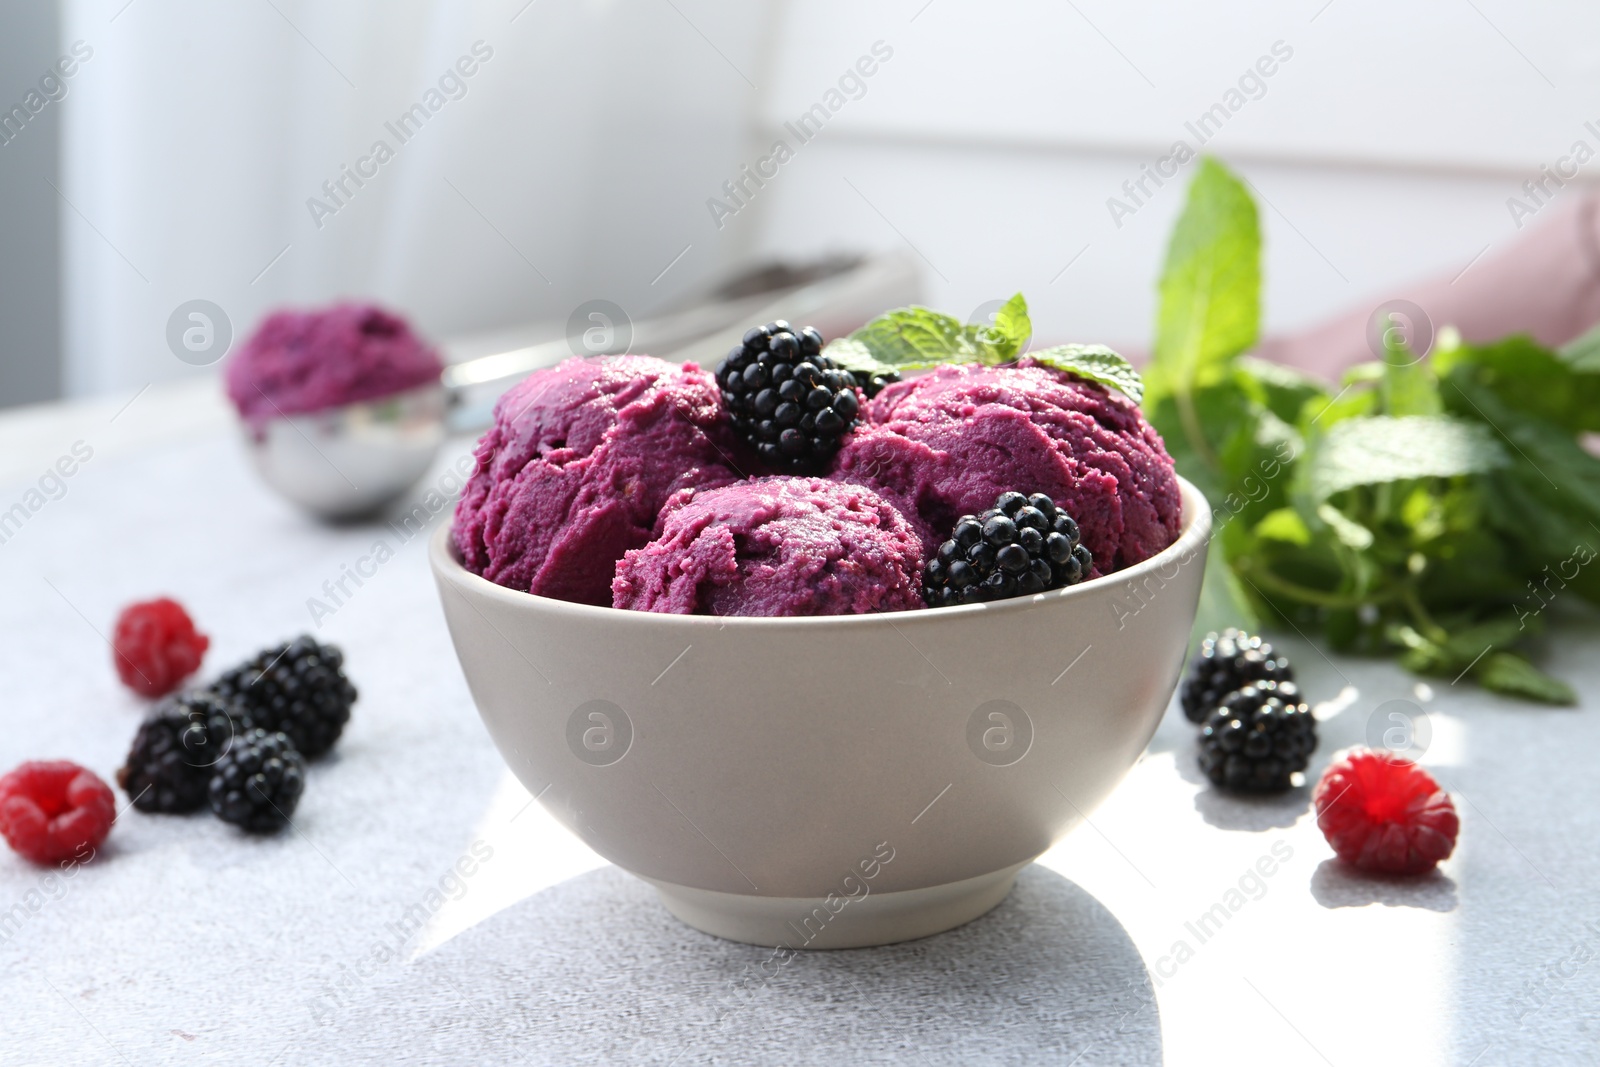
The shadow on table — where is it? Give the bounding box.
[1166,743,1314,832]
[1190,782,1313,832]
[1309,858,1459,912]
[314,864,1162,1065]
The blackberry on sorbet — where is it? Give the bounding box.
[208,728,306,832]
[117,690,245,814]
[1180,628,1295,723]
[922,491,1093,607]
[210,636,356,760]
[715,321,861,472]
[1197,681,1317,792]
[849,369,900,398]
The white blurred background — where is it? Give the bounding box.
[2,0,1597,407]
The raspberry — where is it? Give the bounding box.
[112,598,210,699]
[1314,750,1459,875]
[0,761,116,866]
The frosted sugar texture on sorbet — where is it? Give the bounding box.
[453,356,741,606]
[832,362,1181,575]
[612,477,925,616]
[225,303,443,421]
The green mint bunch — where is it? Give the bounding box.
[1146,156,1600,704]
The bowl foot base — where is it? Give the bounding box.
[638,862,1030,949]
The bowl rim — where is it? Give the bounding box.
[430,474,1211,629]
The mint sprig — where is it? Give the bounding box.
[823,293,1144,402]
[1144,153,1599,704]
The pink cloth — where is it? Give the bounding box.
[1256,194,1600,378]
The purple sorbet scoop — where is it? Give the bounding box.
[225,303,444,421]
[830,361,1181,576]
[612,476,925,616]
[453,355,743,606]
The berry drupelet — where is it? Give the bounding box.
[117,690,244,814]
[849,368,901,398]
[716,321,862,472]
[922,492,1093,607]
[208,729,306,832]
[1197,681,1317,792]
[209,636,356,760]
[1180,628,1295,723]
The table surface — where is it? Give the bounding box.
[1,380,1596,1067]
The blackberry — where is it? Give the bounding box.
[715,321,861,472]
[1198,682,1317,792]
[210,636,356,759]
[117,690,245,814]
[849,368,901,398]
[1179,628,1294,723]
[922,491,1093,607]
[208,728,306,832]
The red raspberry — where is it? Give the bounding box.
[112,597,210,698]
[1314,750,1458,875]
[0,761,116,866]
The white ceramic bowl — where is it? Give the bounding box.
[430,476,1210,948]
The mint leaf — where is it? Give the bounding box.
[1028,344,1144,404]
[1559,321,1600,373]
[1147,375,1257,507]
[1235,356,1330,425]
[1306,414,1509,502]
[1377,330,1443,417]
[846,297,1037,370]
[847,306,984,367]
[1298,383,1375,436]
[1444,374,1600,606]
[1477,651,1577,705]
[1253,507,1312,546]
[982,293,1032,361]
[1394,615,1529,676]
[1148,157,1261,400]
[822,337,905,378]
[1315,503,1375,550]
[830,307,1144,404]
[1438,334,1600,433]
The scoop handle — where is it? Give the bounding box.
[438,252,923,434]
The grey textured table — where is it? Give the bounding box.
[1,382,1596,1066]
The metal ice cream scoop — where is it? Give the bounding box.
[240,252,921,521]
